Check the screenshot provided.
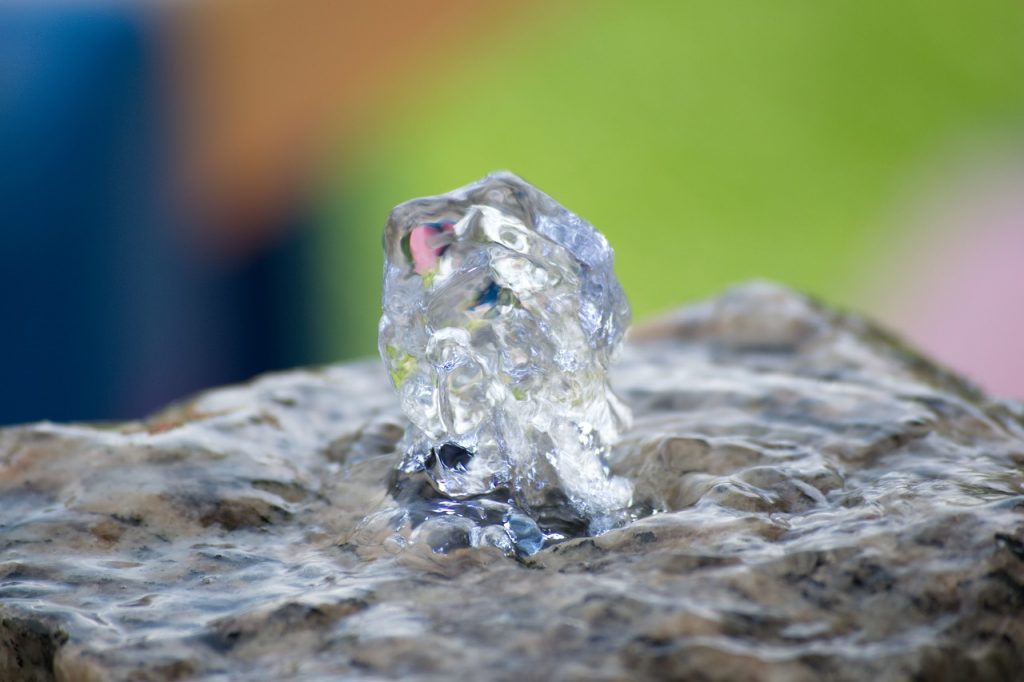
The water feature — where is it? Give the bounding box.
[1,276,1022,676]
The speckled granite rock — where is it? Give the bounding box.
[2,282,1023,681]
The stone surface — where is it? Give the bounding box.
[379,172,632,530]
[2,282,1023,681]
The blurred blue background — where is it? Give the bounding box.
[2,0,1023,425]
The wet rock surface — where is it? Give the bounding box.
[2,282,1023,681]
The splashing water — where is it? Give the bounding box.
[378,172,634,551]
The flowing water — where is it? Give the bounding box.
[1,284,1023,681]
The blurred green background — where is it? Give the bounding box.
[315,0,1024,361]
[3,0,1023,424]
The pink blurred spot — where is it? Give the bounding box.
[409,223,454,274]
[885,168,1024,398]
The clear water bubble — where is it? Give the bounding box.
[380,172,633,534]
